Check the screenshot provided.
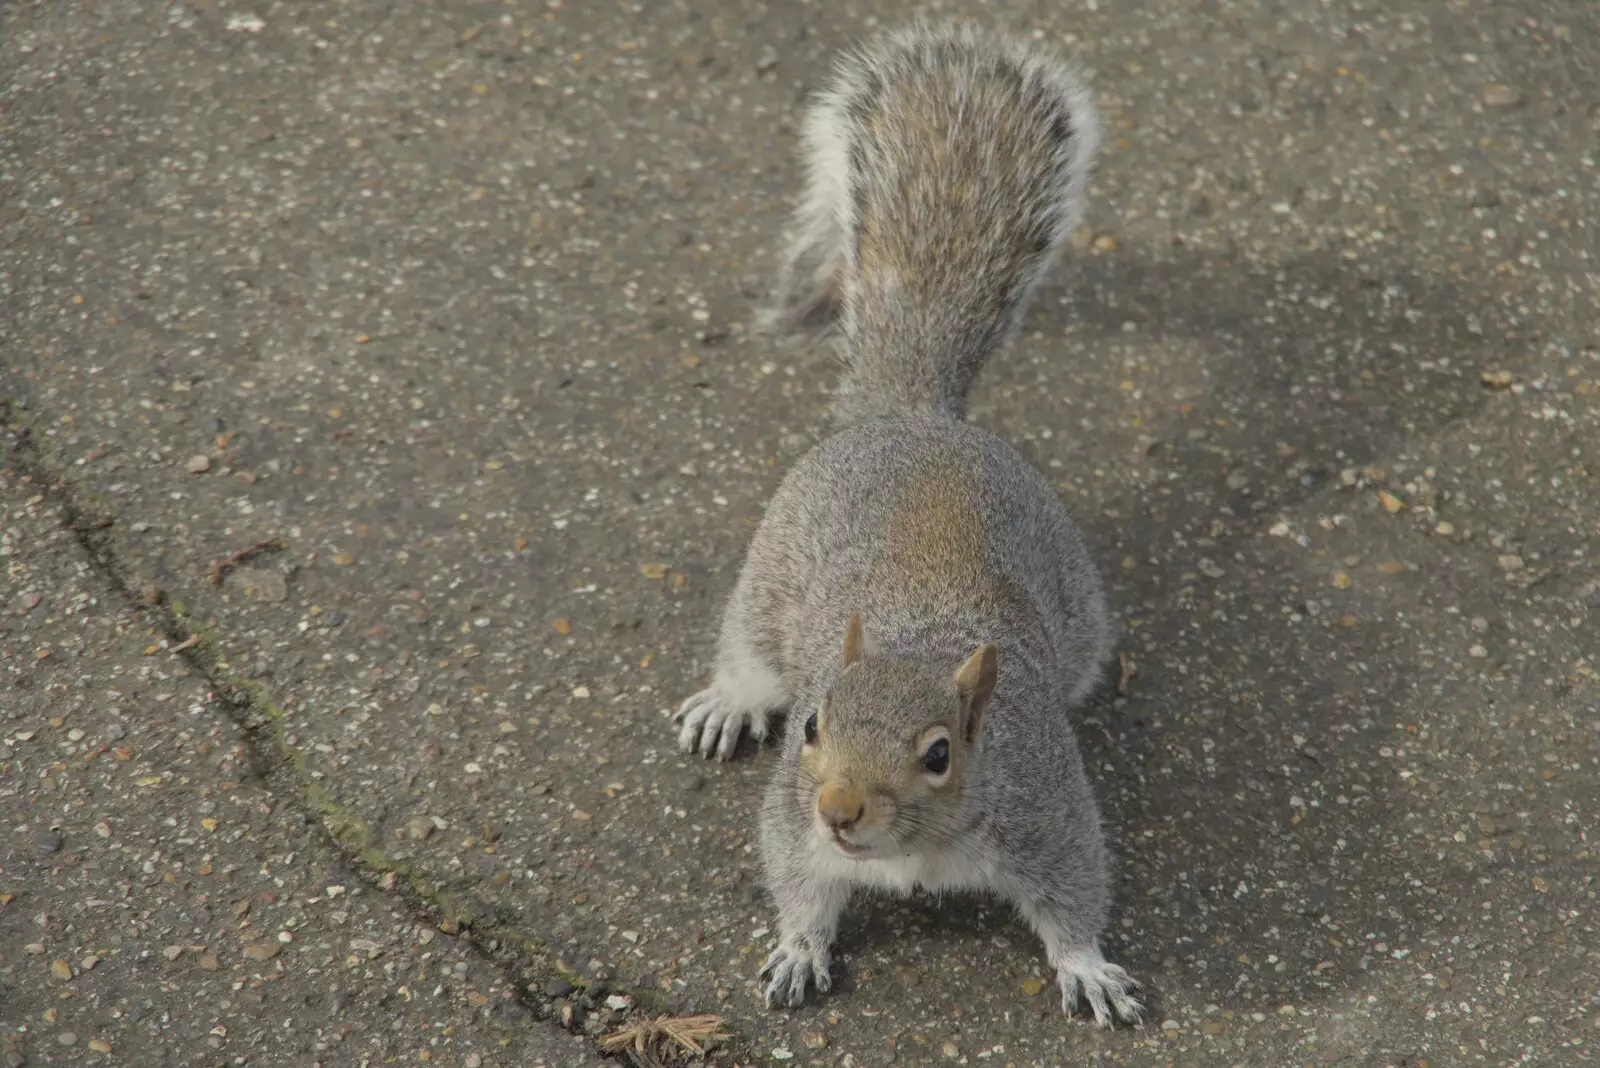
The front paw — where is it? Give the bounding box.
[673,686,769,761]
[757,940,832,1009]
[1056,950,1143,1028]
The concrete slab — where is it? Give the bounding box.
[3,0,1596,1064]
[0,469,601,1067]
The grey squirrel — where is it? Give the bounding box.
[673,22,1142,1027]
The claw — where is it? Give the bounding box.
[1083,982,1111,1028]
[715,722,740,761]
[1056,953,1143,1028]
[758,941,831,1011]
[673,685,773,760]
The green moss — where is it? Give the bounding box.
[165,608,543,948]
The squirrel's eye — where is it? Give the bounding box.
[803,712,818,745]
[921,738,950,775]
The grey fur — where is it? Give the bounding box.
[757,21,1100,427]
[674,23,1140,1026]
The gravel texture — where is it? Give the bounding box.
[3,0,1598,1065]
[0,473,602,1067]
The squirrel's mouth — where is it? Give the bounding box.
[830,831,874,858]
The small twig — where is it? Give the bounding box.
[1117,653,1135,697]
[599,1014,729,1061]
[209,537,287,586]
[624,1048,667,1068]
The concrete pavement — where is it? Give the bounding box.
[3,0,1597,1065]
[1,467,602,1066]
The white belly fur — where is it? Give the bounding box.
[809,838,997,896]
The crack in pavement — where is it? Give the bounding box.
[1,399,746,1066]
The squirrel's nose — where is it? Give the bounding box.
[816,783,866,830]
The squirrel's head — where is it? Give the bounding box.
[796,611,998,860]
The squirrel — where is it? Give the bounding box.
[672,22,1142,1027]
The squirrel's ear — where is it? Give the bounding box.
[842,610,868,667]
[954,643,999,738]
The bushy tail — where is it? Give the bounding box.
[762,23,1100,427]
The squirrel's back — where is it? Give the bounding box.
[749,414,1113,709]
[768,23,1101,427]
